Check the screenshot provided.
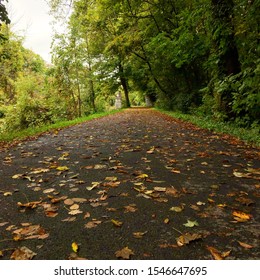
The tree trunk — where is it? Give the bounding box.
[118,62,131,107]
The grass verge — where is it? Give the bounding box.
[156,109,260,147]
[0,110,122,143]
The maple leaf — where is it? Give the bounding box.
[183,220,199,227]
[176,233,202,246]
[115,247,134,259]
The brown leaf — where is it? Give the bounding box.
[238,241,254,249]
[64,199,75,206]
[206,246,223,260]
[115,247,134,259]
[70,204,80,210]
[176,233,202,247]
[85,220,102,229]
[43,188,56,194]
[124,204,137,213]
[84,212,91,219]
[10,247,37,260]
[17,200,42,209]
[165,187,179,197]
[13,225,48,240]
[68,209,83,215]
[103,181,121,188]
[51,196,68,204]
[62,217,76,222]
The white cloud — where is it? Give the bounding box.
[7,0,53,63]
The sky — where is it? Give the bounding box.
[7,0,53,63]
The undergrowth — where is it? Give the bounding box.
[157,109,260,147]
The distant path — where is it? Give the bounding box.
[0,109,259,259]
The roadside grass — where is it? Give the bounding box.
[156,109,260,147]
[0,110,122,143]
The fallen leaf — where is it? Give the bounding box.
[3,192,12,196]
[103,181,121,188]
[197,201,206,206]
[133,231,147,239]
[84,212,91,219]
[111,219,123,227]
[64,199,75,206]
[208,246,232,259]
[68,210,83,215]
[72,198,88,203]
[70,204,80,210]
[94,164,107,169]
[164,218,170,224]
[154,187,166,192]
[238,241,254,249]
[136,173,149,179]
[62,217,76,222]
[12,225,48,240]
[72,242,79,253]
[10,247,37,260]
[56,166,69,171]
[43,188,55,194]
[30,168,50,174]
[183,220,199,227]
[176,233,202,246]
[232,211,252,222]
[17,200,42,209]
[171,168,181,174]
[165,187,179,197]
[170,206,184,212]
[105,176,118,181]
[115,247,134,259]
[85,220,102,229]
[124,204,137,213]
[86,182,100,191]
[69,253,87,260]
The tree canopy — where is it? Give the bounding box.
[0,0,259,133]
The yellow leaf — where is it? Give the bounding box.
[232,211,251,221]
[4,192,12,196]
[133,231,147,239]
[56,166,69,171]
[164,218,170,224]
[136,173,149,179]
[111,219,123,227]
[72,242,79,253]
